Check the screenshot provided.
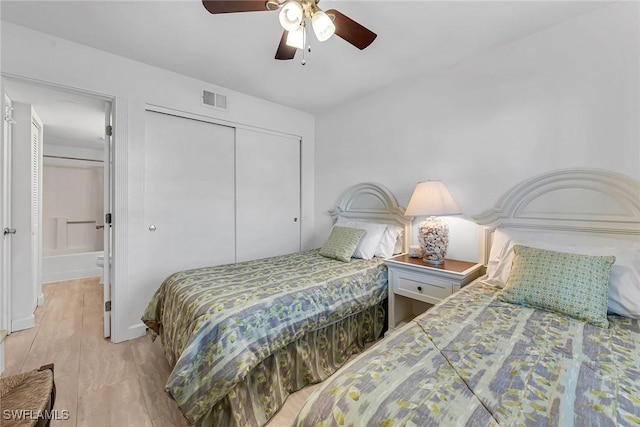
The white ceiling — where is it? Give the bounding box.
[4,77,107,150]
[1,1,609,114]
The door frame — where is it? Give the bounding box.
[103,101,112,338]
[1,74,118,341]
[31,108,43,309]
[1,91,14,335]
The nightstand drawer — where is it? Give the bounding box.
[385,255,482,331]
[394,272,454,304]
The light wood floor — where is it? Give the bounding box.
[2,277,320,427]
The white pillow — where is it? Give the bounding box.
[484,228,512,286]
[393,230,404,255]
[375,225,403,258]
[484,228,640,318]
[335,218,387,260]
[607,250,640,318]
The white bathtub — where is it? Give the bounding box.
[42,251,103,283]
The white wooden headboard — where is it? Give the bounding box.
[471,168,640,265]
[328,183,412,253]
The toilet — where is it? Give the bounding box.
[96,254,111,285]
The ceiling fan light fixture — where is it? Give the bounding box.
[311,10,335,42]
[286,25,304,49]
[279,1,304,32]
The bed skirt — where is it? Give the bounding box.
[196,300,387,427]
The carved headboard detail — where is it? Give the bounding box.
[329,183,412,254]
[471,168,640,265]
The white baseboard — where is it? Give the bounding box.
[128,323,147,340]
[12,314,35,332]
[111,322,147,344]
[42,268,102,284]
[42,252,103,283]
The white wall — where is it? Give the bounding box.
[41,138,105,283]
[314,2,639,262]
[44,143,103,163]
[1,22,315,342]
[42,165,103,256]
[42,251,102,284]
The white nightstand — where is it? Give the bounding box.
[384,255,483,331]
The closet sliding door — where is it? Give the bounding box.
[144,111,235,288]
[235,128,301,262]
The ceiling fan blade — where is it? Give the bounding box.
[325,9,377,50]
[275,31,297,60]
[202,0,268,14]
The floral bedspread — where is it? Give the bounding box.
[141,249,387,425]
[294,280,640,426]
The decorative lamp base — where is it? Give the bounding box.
[417,216,449,265]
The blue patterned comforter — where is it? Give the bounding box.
[142,249,387,425]
[295,280,640,426]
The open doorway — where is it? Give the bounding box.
[1,76,112,339]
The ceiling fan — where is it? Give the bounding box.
[202,0,377,61]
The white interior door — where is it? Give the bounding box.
[103,102,112,338]
[236,128,301,262]
[1,93,14,335]
[144,111,236,289]
[9,102,37,331]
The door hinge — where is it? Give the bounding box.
[105,301,112,312]
[106,125,113,137]
[105,213,112,224]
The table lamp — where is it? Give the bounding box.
[405,181,461,265]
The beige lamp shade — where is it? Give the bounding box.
[405,180,461,264]
[405,181,461,217]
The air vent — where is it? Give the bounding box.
[202,90,228,111]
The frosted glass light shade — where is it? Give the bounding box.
[311,10,335,41]
[405,181,461,265]
[286,25,304,49]
[279,2,304,32]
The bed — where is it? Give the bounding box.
[141,183,411,427]
[294,169,640,426]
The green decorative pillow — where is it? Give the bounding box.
[498,245,615,328]
[319,226,367,262]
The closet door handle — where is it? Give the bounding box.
[3,227,16,235]
[96,225,105,230]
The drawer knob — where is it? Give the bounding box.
[417,286,423,292]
